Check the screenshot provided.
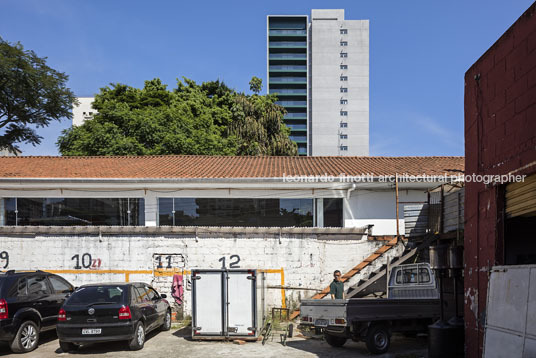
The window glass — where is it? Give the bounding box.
[135,286,151,302]
[395,270,403,284]
[340,65,348,70]
[49,276,72,294]
[145,287,159,301]
[402,268,419,283]
[4,198,144,226]
[158,198,174,226]
[340,29,348,34]
[340,88,348,93]
[340,52,348,58]
[159,198,313,227]
[323,199,343,227]
[7,278,27,297]
[419,268,431,283]
[27,276,50,295]
[67,285,126,304]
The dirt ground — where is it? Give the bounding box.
[0,326,428,358]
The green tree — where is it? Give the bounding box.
[0,37,76,153]
[58,78,297,156]
[249,76,263,94]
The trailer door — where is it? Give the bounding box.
[192,271,223,336]
[227,271,255,336]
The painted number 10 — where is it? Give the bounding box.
[218,255,241,269]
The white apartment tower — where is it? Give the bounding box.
[268,9,369,156]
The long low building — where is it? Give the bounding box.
[0,155,464,315]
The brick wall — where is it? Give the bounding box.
[464,3,536,357]
[0,233,403,317]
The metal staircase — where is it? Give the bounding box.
[346,234,438,298]
[289,236,401,320]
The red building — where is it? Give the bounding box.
[464,2,536,357]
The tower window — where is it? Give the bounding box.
[340,29,348,34]
[340,134,348,139]
[340,99,348,105]
[340,41,348,46]
[340,145,348,151]
[340,111,348,116]
[340,52,348,58]
[340,122,348,128]
[340,76,348,81]
[340,64,348,69]
[340,87,348,93]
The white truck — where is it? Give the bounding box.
[300,263,440,354]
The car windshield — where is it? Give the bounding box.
[66,285,126,305]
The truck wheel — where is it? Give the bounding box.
[324,333,347,347]
[10,320,39,353]
[365,324,390,354]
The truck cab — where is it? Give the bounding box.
[300,263,440,354]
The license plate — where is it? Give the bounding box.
[315,319,328,327]
[82,328,102,335]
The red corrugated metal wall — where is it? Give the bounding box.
[464,3,536,357]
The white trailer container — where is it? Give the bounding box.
[191,269,265,340]
[484,265,536,358]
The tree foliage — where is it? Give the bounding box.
[58,77,297,156]
[0,37,76,153]
[249,76,262,94]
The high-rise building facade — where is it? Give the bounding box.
[266,15,309,156]
[268,9,369,156]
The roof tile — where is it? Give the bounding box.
[0,155,465,179]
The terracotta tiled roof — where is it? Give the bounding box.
[0,155,464,179]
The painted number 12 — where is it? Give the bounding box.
[218,255,240,269]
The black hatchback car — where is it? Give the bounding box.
[57,282,171,352]
[0,270,74,353]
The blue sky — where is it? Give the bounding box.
[1,0,533,156]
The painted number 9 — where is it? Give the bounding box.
[0,251,9,269]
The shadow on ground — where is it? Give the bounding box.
[52,329,161,355]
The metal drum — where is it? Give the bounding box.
[428,321,465,358]
[448,246,463,269]
[429,245,449,270]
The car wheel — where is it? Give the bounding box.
[59,340,79,352]
[10,320,39,353]
[365,324,390,354]
[161,310,171,331]
[128,321,145,350]
[324,332,347,347]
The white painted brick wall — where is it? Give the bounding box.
[0,234,402,316]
